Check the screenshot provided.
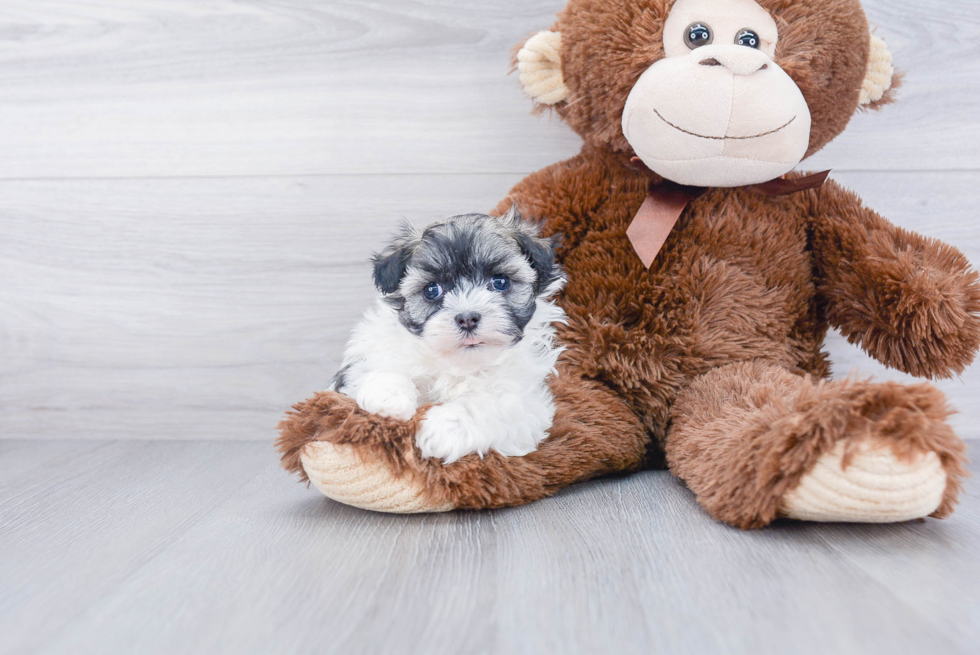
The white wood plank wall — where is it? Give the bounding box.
[1,0,979,441]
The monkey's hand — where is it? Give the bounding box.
[810,182,980,378]
[834,243,980,378]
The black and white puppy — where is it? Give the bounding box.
[332,209,566,464]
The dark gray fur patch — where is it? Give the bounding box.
[414,216,513,284]
[374,212,563,340]
[507,303,536,334]
[371,222,421,295]
[330,363,353,392]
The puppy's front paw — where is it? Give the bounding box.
[354,372,419,421]
[417,404,476,464]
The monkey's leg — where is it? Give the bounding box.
[276,372,649,512]
[665,360,968,529]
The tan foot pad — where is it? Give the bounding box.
[779,441,946,523]
[300,441,455,514]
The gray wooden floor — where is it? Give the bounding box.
[0,439,978,655]
[2,1,980,653]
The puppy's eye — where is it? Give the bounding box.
[490,275,511,292]
[423,282,443,301]
[735,29,760,48]
[685,23,713,49]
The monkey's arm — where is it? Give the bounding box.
[808,179,980,378]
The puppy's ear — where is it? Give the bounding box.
[372,223,419,295]
[372,249,409,295]
[506,208,561,293]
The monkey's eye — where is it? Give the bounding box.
[685,23,713,49]
[490,275,511,292]
[735,29,760,48]
[423,282,443,301]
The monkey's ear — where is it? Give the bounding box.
[859,32,896,109]
[517,31,569,106]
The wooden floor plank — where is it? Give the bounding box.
[0,0,976,178]
[0,440,272,655]
[490,473,969,655]
[1,440,967,655]
[2,172,979,441]
[804,457,980,652]
[28,454,503,655]
[0,439,108,483]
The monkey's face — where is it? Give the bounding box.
[622,0,812,187]
[517,0,896,188]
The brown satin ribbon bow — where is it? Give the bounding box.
[626,157,830,269]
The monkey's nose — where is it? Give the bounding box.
[696,46,771,76]
[455,312,481,332]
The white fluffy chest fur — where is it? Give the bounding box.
[335,297,566,463]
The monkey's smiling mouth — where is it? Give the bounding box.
[653,109,796,141]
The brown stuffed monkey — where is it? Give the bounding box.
[278,0,979,529]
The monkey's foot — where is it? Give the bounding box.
[778,439,948,523]
[668,361,968,529]
[301,441,455,513]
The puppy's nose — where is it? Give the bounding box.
[455,312,481,332]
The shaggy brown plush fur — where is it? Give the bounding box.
[668,361,968,529]
[278,365,651,508]
[277,0,977,528]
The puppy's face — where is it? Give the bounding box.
[372,212,561,358]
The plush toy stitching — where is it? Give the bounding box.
[654,108,796,140]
